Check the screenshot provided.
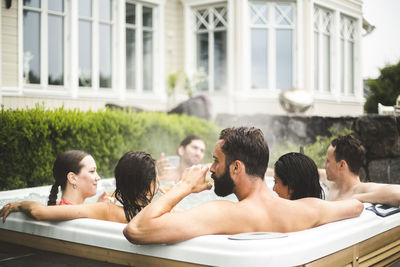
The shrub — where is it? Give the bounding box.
[0,105,220,190]
[364,60,400,113]
[269,127,353,169]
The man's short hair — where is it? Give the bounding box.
[219,127,269,179]
[331,135,366,175]
[179,135,205,148]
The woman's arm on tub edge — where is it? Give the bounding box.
[1,201,126,223]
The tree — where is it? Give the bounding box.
[364,60,400,113]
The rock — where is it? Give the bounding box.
[368,157,400,184]
[168,95,212,120]
[353,115,400,159]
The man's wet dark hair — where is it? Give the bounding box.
[219,127,269,178]
[179,135,205,148]
[114,151,157,222]
[48,150,89,206]
[331,135,365,175]
[274,152,323,200]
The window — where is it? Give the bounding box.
[313,5,332,93]
[78,0,113,89]
[20,0,161,97]
[99,0,113,88]
[23,0,65,86]
[78,0,93,87]
[249,1,295,90]
[193,5,227,93]
[126,2,155,92]
[340,15,356,95]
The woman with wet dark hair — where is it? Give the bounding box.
[114,151,158,221]
[273,152,324,200]
[1,151,158,223]
[48,150,103,205]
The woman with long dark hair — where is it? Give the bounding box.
[273,152,324,200]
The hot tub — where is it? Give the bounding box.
[0,179,399,267]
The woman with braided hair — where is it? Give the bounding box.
[48,150,105,205]
[1,151,159,223]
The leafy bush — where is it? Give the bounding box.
[269,127,353,168]
[0,105,220,190]
[364,60,400,113]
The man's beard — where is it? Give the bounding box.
[211,165,235,197]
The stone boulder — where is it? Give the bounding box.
[168,95,212,120]
[368,157,400,184]
[352,115,400,159]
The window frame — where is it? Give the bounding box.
[181,0,232,97]
[18,0,163,99]
[192,4,228,94]
[340,13,357,96]
[313,4,333,93]
[248,0,296,92]
[21,0,68,92]
[78,0,116,93]
[125,1,158,94]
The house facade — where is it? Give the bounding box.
[0,0,365,116]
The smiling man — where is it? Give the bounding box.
[124,127,363,244]
[323,135,400,207]
[156,135,206,183]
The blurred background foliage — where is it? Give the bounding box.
[269,127,353,169]
[364,60,400,113]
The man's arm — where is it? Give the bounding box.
[353,184,400,207]
[318,198,364,225]
[123,165,242,244]
[297,198,363,227]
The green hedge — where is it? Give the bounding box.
[0,105,221,190]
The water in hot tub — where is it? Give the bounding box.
[0,177,276,210]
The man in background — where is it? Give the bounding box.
[157,135,206,183]
[322,135,400,207]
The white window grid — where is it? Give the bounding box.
[78,1,94,89]
[125,2,137,91]
[340,14,357,96]
[249,1,295,91]
[22,1,67,89]
[313,5,332,93]
[314,6,332,35]
[18,0,161,99]
[192,4,228,93]
[249,2,294,29]
[99,1,114,89]
[194,6,227,31]
[341,15,355,41]
[125,1,156,93]
[78,0,115,90]
[142,5,155,92]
